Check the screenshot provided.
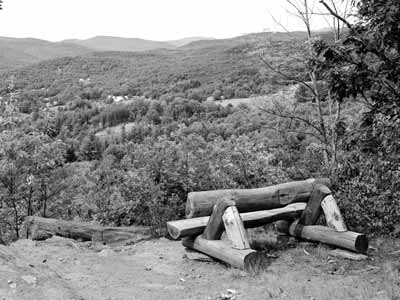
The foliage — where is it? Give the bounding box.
[0,32,308,107]
[316,0,400,234]
[1,6,399,240]
[0,131,67,240]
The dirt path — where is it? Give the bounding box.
[0,237,399,300]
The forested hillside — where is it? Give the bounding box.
[0,0,399,248]
[0,31,308,108]
[63,36,175,52]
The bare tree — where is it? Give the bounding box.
[259,0,354,179]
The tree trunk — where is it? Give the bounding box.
[21,216,151,245]
[288,222,368,253]
[182,236,271,273]
[186,178,331,218]
[168,203,306,240]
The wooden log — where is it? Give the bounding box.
[182,236,271,273]
[249,232,293,251]
[299,184,331,225]
[321,195,347,232]
[202,198,236,240]
[288,222,368,253]
[21,216,151,245]
[167,203,306,240]
[222,206,250,249]
[328,249,368,261]
[186,178,331,218]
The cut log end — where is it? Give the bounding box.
[355,234,369,254]
[167,224,181,240]
[243,251,272,274]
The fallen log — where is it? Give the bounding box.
[167,203,306,240]
[21,216,151,245]
[182,236,271,273]
[287,222,368,253]
[186,178,331,218]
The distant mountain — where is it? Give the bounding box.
[0,37,92,72]
[166,37,215,47]
[0,31,309,105]
[64,36,175,52]
[0,32,314,73]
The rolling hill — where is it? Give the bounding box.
[0,31,310,106]
[0,32,314,75]
[166,36,215,47]
[0,37,92,72]
[0,35,216,72]
[63,36,175,52]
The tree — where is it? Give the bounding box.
[80,133,102,161]
[310,0,400,233]
[0,131,67,239]
[261,0,353,179]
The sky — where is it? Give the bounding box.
[0,0,334,42]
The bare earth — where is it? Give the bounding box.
[0,236,399,300]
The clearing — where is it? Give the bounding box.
[1,236,399,300]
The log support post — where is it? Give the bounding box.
[202,197,236,240]
[299,184,331,225]
[321,195,347,232]
[222,206,250,250]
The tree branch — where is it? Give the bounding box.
[259,106,326,139]
[259,53,317,97]
[319,0,353,31]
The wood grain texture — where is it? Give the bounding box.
[21,216,151,245]
[185,178,331,218]
[289,222,368,253]
[202,198,236,240]
[222,206,250,249]
[321,195,347,232]
[299,184,331,225]
[167,203,306,240]
[182,236,271,272]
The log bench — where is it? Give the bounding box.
[168,178,368,272]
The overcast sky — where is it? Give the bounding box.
[0,0,334,41]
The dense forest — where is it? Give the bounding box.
[0,1,399,244]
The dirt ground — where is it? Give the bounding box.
[0,236,399,300]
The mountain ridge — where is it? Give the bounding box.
[0,35,216,72]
